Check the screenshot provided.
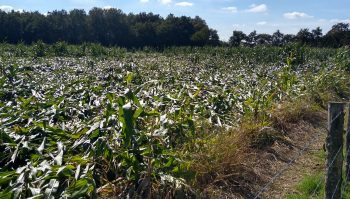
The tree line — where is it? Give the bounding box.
[0,8,219,47]
[0,8,349,48]
[229,23,350,48]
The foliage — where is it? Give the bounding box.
[0,9,212,48]
[233,24,350,47]
[1,8,349,48]
[32,40,47,57]
[0,45,350,198]
[285,173,324,199]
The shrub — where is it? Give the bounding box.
[52,42,68,56]
[32,40,47,57]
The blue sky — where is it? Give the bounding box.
[0,0,349,41]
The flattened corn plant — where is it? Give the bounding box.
[0,46,348,198]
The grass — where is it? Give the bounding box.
[283,172,350,199]
[184,80,347,197]
[270,97,322,129]
[299,175,324,197]
[178,120,271,197]
[181,97,324,197]
[284,144,350,199]
[285,150,326,198]
[293,173,324,198]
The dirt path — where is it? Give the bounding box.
[197,111,328,199]
[259,113,328,198]
[262,124,326,198]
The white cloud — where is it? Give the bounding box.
[69,0,102,6]
[175,2,193,7]
[140,0,149,3]
[246,4,267,13]
[222,6,238,13]
[103,6,113,9]
[283,12,313,19]
[0,5,14,12]
[159,0,172,5]
[330,18,350,24]
[257,21,267,26]
[232,24,246,28]
[0,5,23,13]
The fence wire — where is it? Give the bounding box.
[343,109,350,194]
[338,138,350,196]
[253,129,323,199]
[332,177,342,199]
[253,104,348,199]
[254,108,344,199]
[310,105,348,198]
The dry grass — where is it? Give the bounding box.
[183,121,281,198]
[269,97,322,131]
[177,69,350,198]
[181,97,324,198]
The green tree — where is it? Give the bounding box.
[247,30,257,44]
[256,33,272,45]
[229,30,246,46]
[68,9,88,44]
[208,29,220,46]
[311,27,322,46]
[46,10,70,43]
[272,30,284,46]
[296,28,313,44]
[324,23,350,47]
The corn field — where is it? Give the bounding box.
[0,44,350,198]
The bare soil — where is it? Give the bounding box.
[196,111,328,199]
[246,111,328,199]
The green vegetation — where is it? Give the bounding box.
[0,9,217,47]
[1,44,350,198]
[285,144,350,198]
[0,8,350,48]
[285,173,324,199]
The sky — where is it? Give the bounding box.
[0,0,349,41]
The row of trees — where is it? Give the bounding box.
[0,8,220,47]
[229,23,350,48]
[0,7,349,48]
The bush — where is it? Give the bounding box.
[52,42,68,56]
[335,47,350,72]
[88,43,107,57]
[32,40,47,57]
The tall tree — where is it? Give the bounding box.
[255,33,272,45]
[2,7,349,48]
[88,8,107,44]
[208,29,220,46]
[272,30,284,46]
[296,28,313,44]
[329,23,349,33]
[325,23,350,47]
[311,27,322,46]
[47,10,70,43]
[68,9,88,44]
[2,11,22,43]
[283,34,295,44]
[247,30,257,44]
[190,16,210,45]
[229,30,246,46]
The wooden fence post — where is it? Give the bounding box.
[346,103,350,182]
[325,102,345,199]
